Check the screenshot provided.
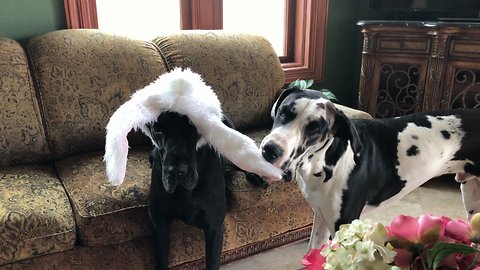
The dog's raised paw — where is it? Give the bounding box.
[246,173,269,188]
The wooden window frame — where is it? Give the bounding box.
[283,0,328,83]
[180,0,222,29]
[64,0,98,29]
[64,0,328,83]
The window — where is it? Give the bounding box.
[63,0,328,83]
[223,0,286,56]
[96,0,181,40]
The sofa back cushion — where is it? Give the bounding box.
[153,31,285,129]
[0,38,50,166]
[27,30,168,159]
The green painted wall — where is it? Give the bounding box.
[317,0,364,107]
[0,0,66,45]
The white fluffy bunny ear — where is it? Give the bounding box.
[104,68,210,185]
[104,68,282,186]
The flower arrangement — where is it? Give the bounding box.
[302,213,480,270]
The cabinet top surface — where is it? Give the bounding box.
[357,20,480,29]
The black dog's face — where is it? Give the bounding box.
[148,112,200,194]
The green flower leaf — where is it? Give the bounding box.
[288,79,300,88]
[285,80,338,101]
[299,80,307,90]
[320,89,337,101]
[427,242,478,270]
[306,79,314,88]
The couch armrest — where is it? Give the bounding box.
[334,103,372,120]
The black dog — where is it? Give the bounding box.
[147,111,265,270]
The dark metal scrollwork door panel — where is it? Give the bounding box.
[443,61,480,110]
[371,57,428,118]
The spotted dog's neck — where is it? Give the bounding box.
[294,137,357,233]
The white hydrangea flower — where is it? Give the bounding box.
[354,240,376,262]
[325,246,353,269]
[320,219,398,270]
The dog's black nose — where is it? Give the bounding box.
[262,141,283,163]
[165,164,189,179]
[283,170,292,182]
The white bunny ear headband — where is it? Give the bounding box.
[104,68,283,185]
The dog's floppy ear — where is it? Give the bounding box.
[332,108,363,163]
[271,87,301,119]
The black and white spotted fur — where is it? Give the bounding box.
[261,87,480,250]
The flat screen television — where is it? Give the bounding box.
[369,0,480,12]
[369,0,480,20]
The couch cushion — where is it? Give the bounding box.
[0,38,50,166]
[0,165,76,265]
[26,29,168,160]
[2,236,156,270]
[55,149,152,246]
[153,31,285,130]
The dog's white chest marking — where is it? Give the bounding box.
[296,141,356,232]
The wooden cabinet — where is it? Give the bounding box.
[358,20,480,118]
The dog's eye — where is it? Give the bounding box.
[278,108,295,123]
[278,107,290,119]
[305,121,320,132]
[153,131,164,138]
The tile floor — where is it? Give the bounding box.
[220,176,467,270]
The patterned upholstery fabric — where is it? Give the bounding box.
[55,128,313,267]
[153,32,285,129]
[55,149,152,246]
[0,165,76,265]
[26,30,168,160]
[2,237,156,270]
[0,38,49,166]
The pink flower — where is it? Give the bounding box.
[387,215,450,269]
[442,216,472,243]
[452,252,477,269]
[302,247,327,270]
[392,248,414,267]
[418,214,445,244]
[388,215,420,242]
[388,214,445,245]
[300,215,480,270]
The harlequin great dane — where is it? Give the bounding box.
[260,87,480,250]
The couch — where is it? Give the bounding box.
[0,29,372,269]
